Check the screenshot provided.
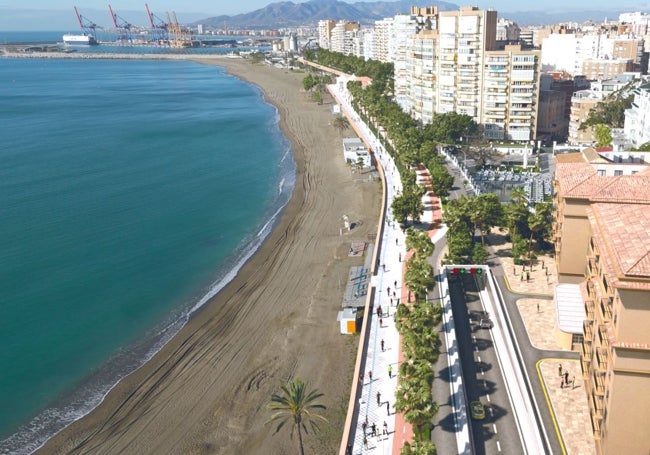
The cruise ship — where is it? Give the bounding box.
[62,34,98,46]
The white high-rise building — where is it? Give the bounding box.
[405,7,540,141]
[624,82,650,147]
[390,14,419,109]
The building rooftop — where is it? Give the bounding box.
[588,203,650,289]
[555,161,650,202]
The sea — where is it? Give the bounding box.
[0,32,295,454]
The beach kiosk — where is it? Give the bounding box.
[338,307,358,334]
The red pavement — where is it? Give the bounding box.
[391,165,443,454]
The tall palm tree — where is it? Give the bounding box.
[267,378,328,455]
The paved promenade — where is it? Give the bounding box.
[330,76,595,454]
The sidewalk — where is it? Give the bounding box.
[489,238,596,455]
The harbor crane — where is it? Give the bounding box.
[166,11,192,48]
[108,5,133,44]
[73,6,100,38]
[145,3,168,44]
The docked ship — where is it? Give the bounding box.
[62,33,98,46]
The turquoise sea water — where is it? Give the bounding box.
[0,57,294,453]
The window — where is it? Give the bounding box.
[597,169,606,176]
[572,333,584,345]
[614,170,623,176]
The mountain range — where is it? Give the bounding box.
[193,0,645,29]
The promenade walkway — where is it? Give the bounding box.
[328,68,594,454]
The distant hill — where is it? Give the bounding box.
[194,0,649,30]
[194,0,459,29]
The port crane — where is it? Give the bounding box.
[73,6,100,39]
[108,5,133,44]
[145,3,168,44]
[166,11,192,48]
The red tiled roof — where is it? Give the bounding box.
[591,175,650,203]
[588,203,650,289]
[554,162,597,196]
[555,162,650,202]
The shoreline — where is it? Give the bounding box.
[37,58,381,454]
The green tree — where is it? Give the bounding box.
[400,440,438,455]
[406,228,435,258]
[332,114,350,135]
[404,255,435,302]
[267,378,328,455]
[594,123,612,147]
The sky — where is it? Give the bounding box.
[1,0,649,31]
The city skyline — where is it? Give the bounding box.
[1,0,648,31]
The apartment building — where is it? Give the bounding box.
[317,19,335,50]
[542,32,645,77]
[624,82,650,147]
[404,7,539,141]
[330,20,360,55]
[482,45,540,141]
[553,159,650,454]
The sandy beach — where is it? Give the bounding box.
[37,58,380,454]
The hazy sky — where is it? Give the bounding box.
[1,0,648,30]
[5,0,650,16]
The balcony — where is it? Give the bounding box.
[591,392,604,418]
[600,297,613,321]
[581,357,591,379]
[581,337,592,358]
[597,324,610,348]
[585,299,595,319]
[596,347,609,374]
[590,412,602,440]
[584,319,594,341]
[592,369,606,396]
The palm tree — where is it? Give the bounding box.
[267,378,328,455]
[332,115,350,135]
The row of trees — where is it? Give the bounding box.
[395,229,439,455]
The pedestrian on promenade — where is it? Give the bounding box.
[564,371,569,385]
[572,375,576,388]
[383,421,388,435]
[386,401,390,415]
[363,436,368,449]
[379,317,383,327]
[371,422,377,436]
[537,302,540,313]
[377,391,381,405]
[559,364,563,377]
[394,280,397,289]
[362,421,367,435]
[387,286,391,295]
[381,339,385,351]
[526,271,530,282]
[382,264,385,272]
[368,370,372,382]
[561,377,564,388]
[359,373,364,384]
[398,253,402,262]
[390,298,393,306]
[388,364,393,378]
[377,305,382,317]
[393,291,396,298]
[395,238,398,246]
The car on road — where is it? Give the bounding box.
[470,400,486,420]
[479,316,493,329]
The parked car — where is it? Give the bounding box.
[479,316,493,329]
[470,400,486,420]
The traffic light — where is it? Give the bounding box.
[450,267,483,275]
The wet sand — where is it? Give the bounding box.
[38,58,380,454]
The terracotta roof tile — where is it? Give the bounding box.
[555,153,586,164]
[591,175,650,203]
[554,162,597,197]
[589,203,650,290]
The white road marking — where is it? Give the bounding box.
[486,394,491,402]
[493,424,498,434]
[497,441,502,452]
